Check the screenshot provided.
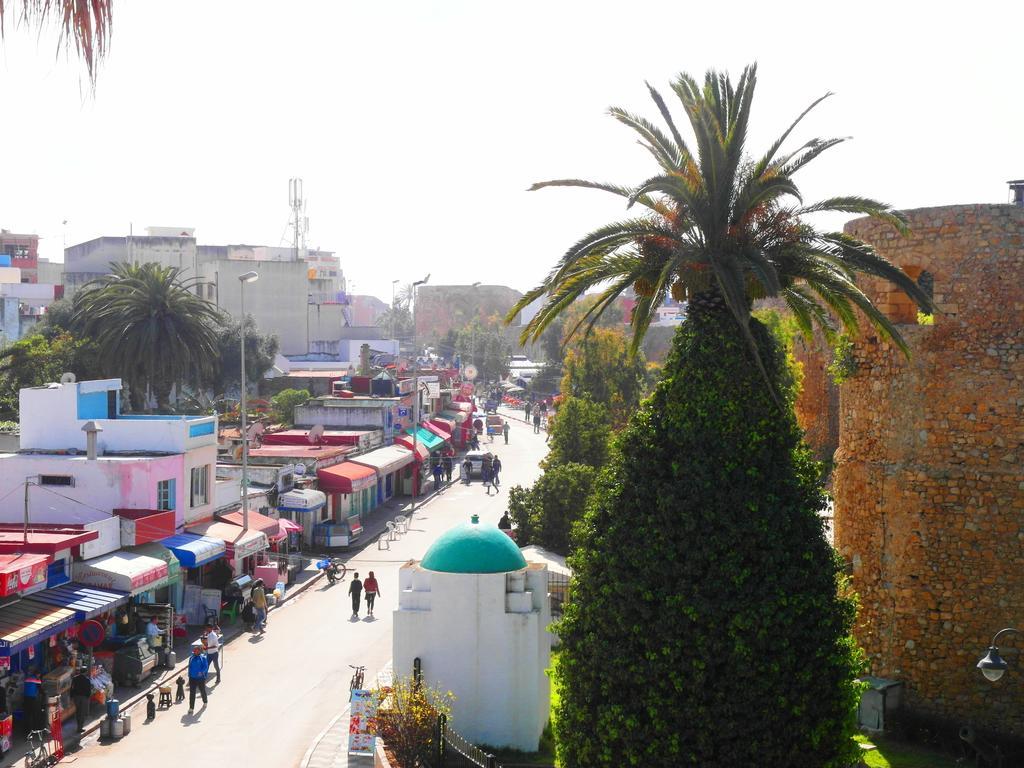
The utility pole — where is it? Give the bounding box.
[410,274,429,514]
[239,271,260,531]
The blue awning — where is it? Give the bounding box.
[162,533,227,569]
[0,601,76,656]
[26,582,130,621]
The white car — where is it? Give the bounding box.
[463,450,493,477]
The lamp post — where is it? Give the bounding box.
[239,270,259,531]
[391,278,400,344]
[977,627,1020,682]
[410,273,429,513]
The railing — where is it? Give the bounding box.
[425,715,501,768]
[548,571,571,621]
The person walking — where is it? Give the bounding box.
[349,572,363,618]
[187,641,209,713]
[533,408,542,434]
[502,421,510,444]
[363,571,380,617]
[481,455,493,495]
[462,457,473,484]
[443,455,453,483]
[203,623,222,684]
[524,401,532,420]
[492,455,502,488]
[432,460,444,490]
[251,579,268,635]
[70,667,92,733]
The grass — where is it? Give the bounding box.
[854,733,961,768]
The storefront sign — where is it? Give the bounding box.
[347,689,378,756]
[0,559,48,597]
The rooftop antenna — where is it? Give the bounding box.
[288,178,306,262]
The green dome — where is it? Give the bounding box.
[421,515,527,574]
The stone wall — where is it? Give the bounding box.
[833,204,1024,736]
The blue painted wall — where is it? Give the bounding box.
[77,390,108,419]
[188,421,215,438]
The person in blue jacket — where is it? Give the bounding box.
[187,640,209,712]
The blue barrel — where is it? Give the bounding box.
[106,699,120,719]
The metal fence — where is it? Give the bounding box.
[548,570,570,621]
[424,715,501,768]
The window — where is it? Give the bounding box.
[157,479,176,511]
[190,466,209,507]
[39,475,74,487]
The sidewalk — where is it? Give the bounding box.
[301,663,393,768]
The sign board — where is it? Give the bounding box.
[464,364,478,381]
[397,407,409,418]
[347,689,379,756]
[426,382,440,399]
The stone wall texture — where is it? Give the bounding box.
[833,204,1024,736]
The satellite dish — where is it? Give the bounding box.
[60,372,76,384]
[464,364,478,381]
[306,424,325,445]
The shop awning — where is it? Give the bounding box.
[162,534,226,569]
[0,553,51,598]
[349,445,415,477]
[187,521,269,562]
[278,518,303,534]
[441,409,468,423]
[403,427,444,451]
[26,583,129,621]
[129,542,182,584]
[73,551,170,595]
[0,601,76,656]
[317,462,377,494]
[425,420,453,442]
[218,509,283,541]
[277,488,327,513]
[394,434,430,463]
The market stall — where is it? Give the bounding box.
[186,521,269,577]
[317,461,377,527]
[349,445,414,506]
[276,489,326,548]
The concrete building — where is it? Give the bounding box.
[393,516,551,751]
[414,284,524,340]
[0,229,39,282]
[0,378,218,531]
[63,230,349,356]
[0,255,62,343]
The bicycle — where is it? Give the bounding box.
[24,728,54,768]
[349,664,366,691]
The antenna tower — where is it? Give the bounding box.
[288,178,307,261]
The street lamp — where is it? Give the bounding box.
[978,627,1020,682]
[238,270,259,531]
[410,273,429,513]
[391,279,400,343]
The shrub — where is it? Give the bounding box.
[543,396,610,469]
[270,388,310,426]
[375,675,454,768]
[555,308,862,768]
[506,462,597,554]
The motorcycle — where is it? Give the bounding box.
[319,558,346,586]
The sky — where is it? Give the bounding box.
[1,0,1022,302]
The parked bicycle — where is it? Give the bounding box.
[24,728,54,768]
[349,664,366,691]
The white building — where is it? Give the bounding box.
[0,378,218,531]
[0,259,61,343]
[393,516,551,751]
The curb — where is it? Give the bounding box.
[78,568,326,742]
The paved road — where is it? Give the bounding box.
[68,424,548,768]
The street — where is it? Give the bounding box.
[67,421,548,768]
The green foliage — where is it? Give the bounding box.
[506,463,597,554]
[753,308,804,397]
[378,303,414,341]
[529,360,562,398]
[561,327,647,425]
[455,318,511,383]
[207,316,280,394]
[270,389,311,426]
[0,332,106,419]
[544,396,610,470]
[375,674,454,768]
[555,309,862,768]
[827,334,858,385]
[73,262,223,408]
[916,312,934,326]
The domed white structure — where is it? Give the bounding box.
[393,515,552,751]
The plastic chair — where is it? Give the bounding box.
[220,602,239,624]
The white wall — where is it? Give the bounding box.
[393,564,551,751]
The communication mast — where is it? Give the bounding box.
[288,177,308,261]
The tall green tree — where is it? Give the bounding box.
[561,327,647,425]
[544,396,610,470]
[0,332,105,418]
[506,463,597,555]
[455,318,510,383]
[208,317,280,395]
[511,65,934,767]
[73,262,223,409]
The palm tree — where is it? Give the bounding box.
[517,65,936,768]
[510,64,933,366]
[0,0,112,80]
[73,262,223,409]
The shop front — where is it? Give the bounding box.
[314,463,376,548]
[127,543,183,611]
[349,445,415,505]
[276,489,327,548]
[0,553,51,600]
[186,521,269,577]
[394,430,439,495]
[161,533,227,593]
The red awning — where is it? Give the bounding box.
[394,435,430,462]
[218,509,283,541]
[0,553,51,597]
[317,462,377,494]
[425,420,452,442]
[114,509,176,546]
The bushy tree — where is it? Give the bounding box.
[209,316,280,394]
[556,309,862,767]
[270,388,311,426]
[0,333,105,418]
[561,327,647,424]
[506,462,596,554]
[544,396,610,469]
